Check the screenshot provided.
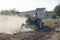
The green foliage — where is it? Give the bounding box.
[52,14,57,19]
[53,4,60,17]
[0,8,19,15]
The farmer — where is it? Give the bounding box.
[33,13,43,28]
[33,13,39,26]
[33,13,38,18]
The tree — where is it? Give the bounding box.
[53,4,60,17]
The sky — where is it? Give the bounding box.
[0,0,60,12]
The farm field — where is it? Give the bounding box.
[0,15,60,40]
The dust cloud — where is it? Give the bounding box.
[0,15,28,34]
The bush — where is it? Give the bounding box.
[52,14,57,19]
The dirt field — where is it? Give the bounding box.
[0,29,60,40]
[0,15,60,40]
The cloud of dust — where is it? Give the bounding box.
[0,15,27,34]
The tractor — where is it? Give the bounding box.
[21,13,44,29]
[25,17,44,29]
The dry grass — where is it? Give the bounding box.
[57,35,60,40]
[42,19,60,26]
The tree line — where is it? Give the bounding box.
[0,8,19,15]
